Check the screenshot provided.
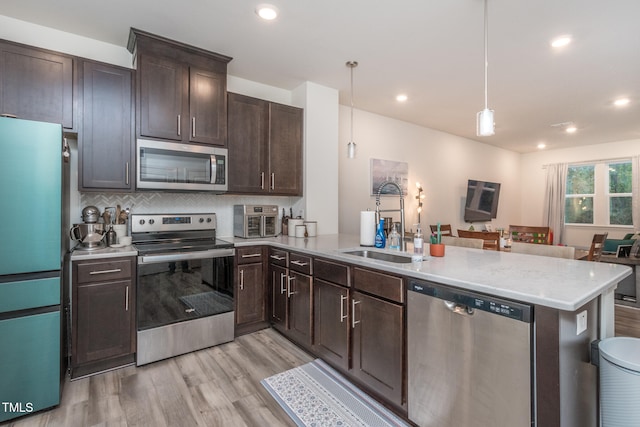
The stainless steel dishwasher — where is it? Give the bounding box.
[407,280,533,427]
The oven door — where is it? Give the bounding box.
[263,215,277,237]
[244,215,263,238]
[137,248,234,331]
[136,139,227,192]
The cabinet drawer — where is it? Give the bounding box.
[314,258,350,287]
[76,258,133,284]
[353,267,404,303]
[268,248,288,267]
[236,246,264,265]
[289,252,312,275]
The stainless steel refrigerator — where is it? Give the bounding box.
[0,117,63,422]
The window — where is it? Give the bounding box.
[565,160,632,226]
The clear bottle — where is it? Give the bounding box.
[388,222,401,250]
[413,224,424,257]
[375,218,386,248]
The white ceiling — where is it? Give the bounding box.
[2,0,639,153]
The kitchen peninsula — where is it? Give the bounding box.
[232,233,630,427]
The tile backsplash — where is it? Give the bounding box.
[78,192,302,237]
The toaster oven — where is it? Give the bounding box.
[233,205,278,238]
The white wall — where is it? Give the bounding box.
[520,138,640,248]
[338,107,522,236]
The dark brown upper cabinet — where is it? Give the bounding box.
[79,60,134,191]
[128,29,231,146]
[228,92,303,196]
[0,40,74,129]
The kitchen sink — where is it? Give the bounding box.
[342,250,414,264]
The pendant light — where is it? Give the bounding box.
[346,61,358,159]
[477,0,495,137]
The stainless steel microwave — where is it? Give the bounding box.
[136,139,227,192]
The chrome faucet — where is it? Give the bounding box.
[375,181,405,251]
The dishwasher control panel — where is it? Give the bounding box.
[409,280,531,322]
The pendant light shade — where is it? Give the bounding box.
[346,61,358,159]
[476,0,495,137]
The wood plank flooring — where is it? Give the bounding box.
[615,304,640,338]
[4,328,313,427]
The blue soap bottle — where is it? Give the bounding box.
[374,218,386,248]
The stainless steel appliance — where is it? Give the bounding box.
[136,139,227,192]
[131,213,234,365]
[69,223,105,250]
[0,117,62,422]
[407,280,533,427]
[233,204,278,238]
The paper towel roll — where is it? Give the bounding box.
[360,211,376,246]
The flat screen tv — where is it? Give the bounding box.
[464,179,501,222]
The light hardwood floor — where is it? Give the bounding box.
[615,304,640,338]
[4,329,313,427]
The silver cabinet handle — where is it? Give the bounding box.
[340,295,348,323]
[290,260,308,267]
[125,162,130,185]
[270,255,286,261]
[287,276,295,297]
[125,285,129,311]
[89,268,122,275]
[279,272,287,294]
[270,173,275,190]
[192,117,196,138]
[177,114,181,136]
[261,172,265,190]
[241,253,262,259]
[240,269,244,290]
[352,299,361,328]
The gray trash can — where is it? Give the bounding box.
[599,337,640,427]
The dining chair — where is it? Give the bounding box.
[587,233,608,261]
[430,224,453,237]
[457,229,500,251]
[510,242,575,259]
[440,235,484,249]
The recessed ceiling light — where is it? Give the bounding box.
[565,125,577,134]
[614,98,630,107]
[537,142,546,149]
[551,35,572,48]
[256,4,278,20]
[396,94,408,102]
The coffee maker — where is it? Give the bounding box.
[69,205,105,250]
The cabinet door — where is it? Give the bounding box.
[76,280,134,364]
[351,291,404,407]
[236,262,265,325]
[313,279,350,371]
[0,42,73,128]
[138,54,186,141]
[286,270,312,348]
[268,102,303,195]
[270,264,288,330]
[227,93,269,193]
[80,61,133,191]
[189,67,226,146]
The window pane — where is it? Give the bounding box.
[566,165,594,195]
[610,196,632,225]
[609,162,632,194]
[565,197,593,224]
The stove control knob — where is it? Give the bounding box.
[206,217,212,223]
[139,219,145,225]
[149,219,155,225]
[199,217,204,223]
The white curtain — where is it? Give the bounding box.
[633,155,640,232]
[543,163,568,245]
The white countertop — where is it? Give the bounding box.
[229,234,632,311]
[70,245,137,261]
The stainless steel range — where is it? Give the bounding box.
[131,213,234,365]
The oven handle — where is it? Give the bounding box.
[138,248,235,264]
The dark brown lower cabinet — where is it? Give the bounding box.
[285,270,312,348]
[236,262,265,326]
[270,263,288,331]
[313,278,350,371]
[351,290,404,407]
[72,256,136,378]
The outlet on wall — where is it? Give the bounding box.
[576,310,588,335]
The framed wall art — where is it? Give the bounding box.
[370,158,408,196]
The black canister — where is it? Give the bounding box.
[106,226,117,247]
